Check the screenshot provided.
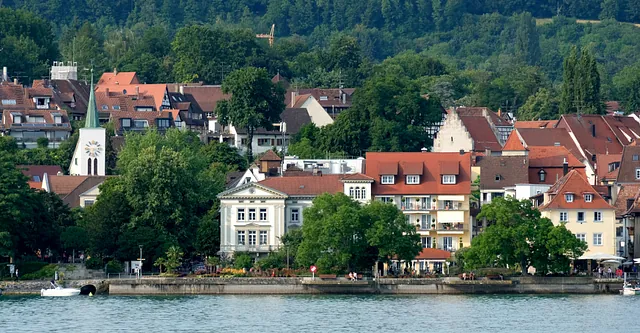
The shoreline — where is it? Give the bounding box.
[0,276,623,296]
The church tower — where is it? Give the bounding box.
[69,73,106,176]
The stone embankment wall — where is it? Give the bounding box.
[1,279,107,295]
[1,277,621,295]
[106,277,622,295]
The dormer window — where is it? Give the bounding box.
[538,169,546,182]
[381,175,395,185]
[442,175,456,184]
[584,194,593,202]
[101,105,108,110]
[495,174,502,181]
[113,105,121,110]
[406,175,420,185]
[565,194,574,203]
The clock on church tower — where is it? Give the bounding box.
[85,140,103,157]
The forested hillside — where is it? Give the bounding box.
[3,0,640,119]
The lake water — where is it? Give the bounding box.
[0,294,637,332]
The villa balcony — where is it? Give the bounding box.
[229,244,279,252]
[416,223,466,232]
[401,203,436,211]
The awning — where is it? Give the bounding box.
[578,252,625,260]
[438,195,465,201]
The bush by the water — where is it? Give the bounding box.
[21,264,58,280]
[85,257,103,270]
[106,260,123,273]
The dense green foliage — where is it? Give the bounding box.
[296,193,421,273]
[80,129,227,268]
[460,197,586,274]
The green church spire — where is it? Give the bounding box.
[84,69,99,128]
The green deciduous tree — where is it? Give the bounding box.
[215,67,285,161]
[613,63,640,112]
[460,197,586,274]
[514,12,541,66]
[518,88,560,120]
[296,193,420,273]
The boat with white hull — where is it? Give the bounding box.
[41,286,81,297]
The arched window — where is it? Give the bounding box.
[94,158,98,175]
[349,187,354,198]
[538,169,546,182]
[87,158,92,175]
[361,187,366,199]
[355,187,362,199]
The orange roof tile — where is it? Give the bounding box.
[595,154,622,181]
[259,174,345,196]
[259,150,282,162]
[528,146,584,168]
[539,170,614,210]
[514,120,555,129]
[366,152,471,195]
[97,72,140,85]
[415,248,451,260]
[502,131,526,151]
[613,184,640,217]
[459,115,502,152]
[95,84,167,112]
[47,175,89,196]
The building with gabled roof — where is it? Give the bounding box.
[539,170,617,257]
[42,173,110,208]
[614,145,640,184]
[216,173,372,257]
[365,151,473,258]
[433,108,503,154]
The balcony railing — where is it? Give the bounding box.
[401,203,436,211]
[438,202,464,210]
[12,123,70,128]
[425,244,458,252]
[233,244,279,252]
[417,223,466,231]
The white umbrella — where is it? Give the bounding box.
[578,252,625,260]
[633,258,640,264]
[623,261,635,266]
[601,259,622,264]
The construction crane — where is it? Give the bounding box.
[256,24,275,47]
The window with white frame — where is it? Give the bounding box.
[576,233,586,243]
[248,208,256,221]
[381,175,395,184]
[291,208,300,222]
[248,231,256,245]
[349,187,354,198]
[361,187,366,199]
[560,211,568,222]
[259,231,268,245]
[378,196,394,203]
[421,236,432,248]
[237,208,245,221]
[593,233,603,246]
[594,211,602,222]
[406,175,420,184]
[584,194,593,202]
[237,231,245,245]
[565,194,574,202]
[577,211,585,222]
[442,175,456,184]
[259,208,267,221]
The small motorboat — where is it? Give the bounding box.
[41,281,80,297]
[622,283,640,296]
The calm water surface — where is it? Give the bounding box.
[0,294,637,332]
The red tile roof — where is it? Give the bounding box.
[259,150,282,162]
[47,175,90,196]
[415,248,451,260]
[556,114,624,157]
[285,88,354,109]
[539,170,614,210]
[455,107,510,127]
[259,174,346,196]
[602,168,619,181]
[516,128,583,161]
[502,131,526,151]
[528,146,584,168]
[613,184,640,217]
[458,115,502,152]
[181,86,229,113]
[595,154,622,181]
[615,145,640,183]
[95,84,167,112]
[97,71,140,85]
[365,152,472,195]
[2,109,71,130]
[17,165,62,181]
[514,120,555,129]
[601,116,640,146]
[110,110,175,132]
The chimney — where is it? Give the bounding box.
[179,85,184,95]
[105,88,109,96]
[342,91,346,104]
[2,67,7,82]
[114,67,118,76]
[291,91,297,108]
[485,148,491,156]
[591,124,596,137]
[563,157,569,176]
[13,78,18,85]
[57,171,63,176]
[135,86,140,97]
[421,147,428,153]
[497,108,502,117]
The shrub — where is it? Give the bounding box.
[234,253,253,270]
[21,264,58,280]
[85,257,103,270]
[17,262,48,275]
[106,260,123,273]
[255,252,285,270]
